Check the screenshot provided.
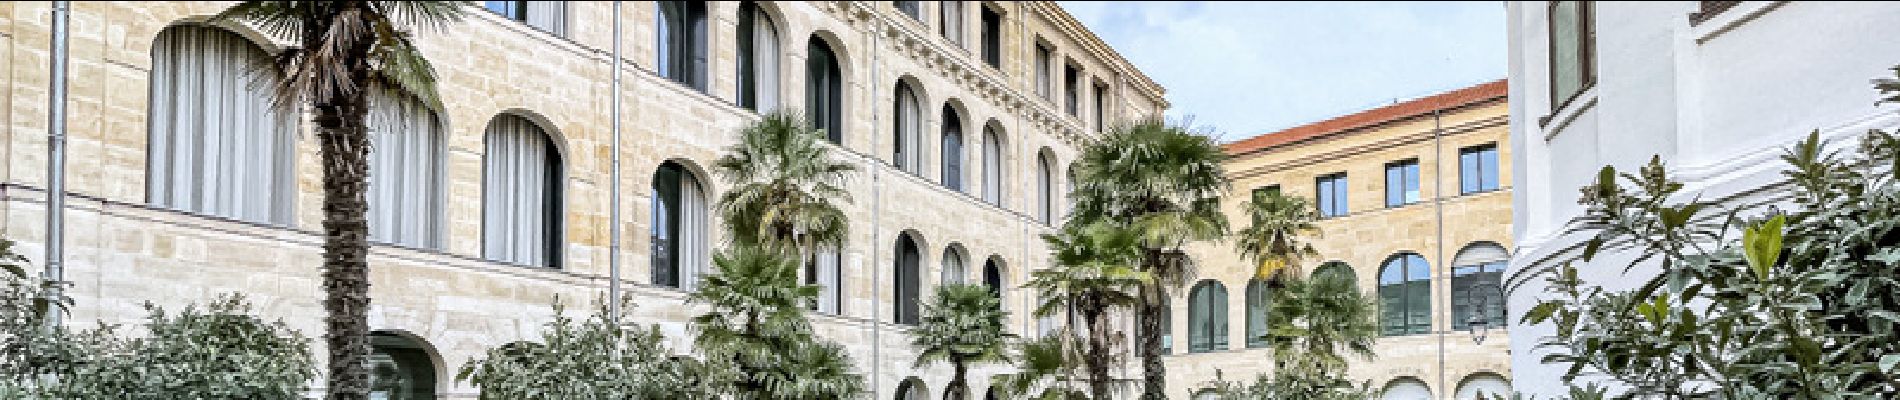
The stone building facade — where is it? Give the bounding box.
[1167,80,1515,399]
[0,1,1164,398]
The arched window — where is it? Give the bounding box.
[367,89,447,250]
[806,246,843,315]
[982,258,1003,297]
[147,25,297,226]
[941,247,966,285]
[1315,261,1358,290]
[941,105,965,191]
[982,126,1004,206]
[1454,373,1512,400]
[807,37,844,144]
[894,1,922,20]
[1244,279,1270,348]
[896,233,923,325]
[369,332,438,400]
[897,377,927,400]
[1036,151,1054,224]
[1452,243,1509,331]
[893,82,922,173]
[652,161,709,289]
[736,1,779,111]
[1379,253,1432,336]
[657,1,708,91]
[1381,377,1433,400]
[482,114,564,268]
[1187,280,1229,353]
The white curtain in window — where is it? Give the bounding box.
[367,90,445,249]
[679,174,708,290]
[1037,154,1052,223]
[941,251,964,285]
[525,1,567,37]
[752,10,780,111]
[147,25,297,226]
[483,115,561,267]
[895,85,921,173]
[813,247,842,314]
[941,1,965,47]
[983,130,1002,205]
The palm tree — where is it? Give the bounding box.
[212,3,465,399]
[1260,272,1378,376]
[993,334,1088,400]
[1068,118,1230,400]
[1234,190,1320,283]
[712,110,857,254]
[1026,222,1150,400]
[913,284,1014,400]
[690,244,864,400]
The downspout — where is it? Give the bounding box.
[1433,108,1447,394]
[43,0,71,330]
[608,0,623,321]
[870,21,883,399]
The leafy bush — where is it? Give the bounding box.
[1522,72,1900,398]
[24,294,316,399]
[458,299,716,399]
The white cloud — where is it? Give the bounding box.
[1059,1,1507,142]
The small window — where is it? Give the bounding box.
[1037,152,1054,224]
[1092,82,1108,132]
[1063,63,1080,116]
[806,247,843,314]
[484,1,566,37]
[651,161,708,287]
[940,1,965,47]
[894,1,921,20]
[658,1,709,92]
[1385,160,1420,208]
[1244,279,1270,348]
[893,82,922,174]
[807,37,845,143]
[1315,173,1348,218]
[1548,1,1596,110]
[980,6,1003,68]
[1460,144,1501,194]
[942,105,965,192]
[1034,43,1053,100]
[895,234,923,325]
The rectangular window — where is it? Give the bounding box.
[1460,144,1501,194]
[1093,82,1108,132]
[940,1,964,47]
[658,1,708,92]
[1064,64,1080,116]
[981,6,1002,68]
[1035,43,1052,100]
[485,1,566,37]
[1549,1,1595,110]
[895,1,921,20]
[1316,173,1348,218]
[1385,160,1420,208]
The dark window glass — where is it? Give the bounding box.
[943,106,964,191]
[1188,280,1228,353]
[1064,64,1080,116]
[980,6,1002,68]
[651,164,682,288]
[982,260,1002,297]
[1379,254,1432,336]
[485,1,524,19]
[807,38,844,144]
[895,1,921,20]
[658,1,709,92]
[896,235,922,325]
[1549,1,1595,109]
[1452,261,1507,331]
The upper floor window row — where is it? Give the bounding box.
[484,1,567,37]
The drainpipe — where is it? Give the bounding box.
[608,0,623,321]
[43,0,71,330]
[870,22,883,399]
[1433,108,1447,394]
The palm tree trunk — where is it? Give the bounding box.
[1138,284,1168,400]
[947,358,969,400]
[1084,306,1112,400]
[318,14,376,399]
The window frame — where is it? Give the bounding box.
[1384,159,1421,208]
[1459,144,1501,194]
[980,5,1003,69]
[1315,173,1348,218]
[1546,0,1597,114]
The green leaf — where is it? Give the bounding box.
[1742,214,1786,282]
[1582,238,1603,262]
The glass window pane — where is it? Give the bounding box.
[1481,147,1500,191]
[1386,166,1401,207]
[1550,1,1583,104]
[1460,150,1478,194]
[1405,164,1420,203]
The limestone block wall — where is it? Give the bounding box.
[0,1,1166,399]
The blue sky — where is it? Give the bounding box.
[1059,1,1507,143]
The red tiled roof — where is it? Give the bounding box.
[1223,79,1508,156]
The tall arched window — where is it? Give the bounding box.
[736,1,779,111]
[1187,280,1228,353]
[482,114,563,268]
[941,247,966,285]
[369,332,437,400]
[1315,261,1358,290]
[893,82,922,174]
[982,258,1003,297]
[367,89,446,250]
[657,1,708,91]
[1244,279,1270,348]
[807,37,844,144]
[1379,253,1432,336]
[1452,243,1509,331]
[895,233,923,325]
[652,161,709,289]
[1036,151,1054,224]
[897,377,927,400]
[806,245,842,314]
[941,105,964,191]
[147,25,297,226]
[982,126,1004,206]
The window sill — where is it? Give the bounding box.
[1538,86,1598,141]
[1691,1,1787,44]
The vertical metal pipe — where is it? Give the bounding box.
[43,0,71,329]
[609,0,623,321]
[870,24,883,398]
[1433,108,1447,394]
